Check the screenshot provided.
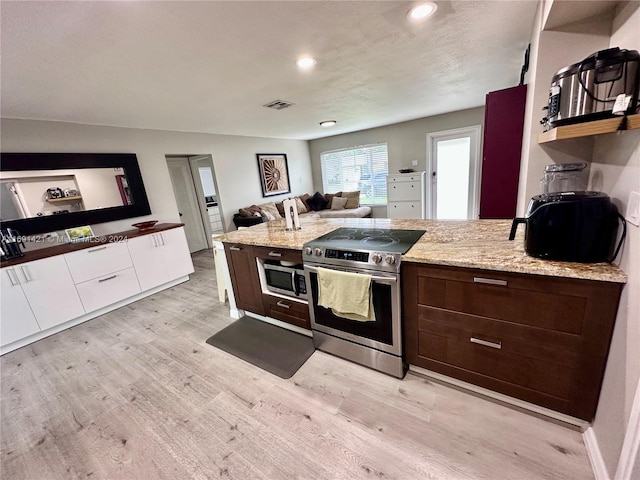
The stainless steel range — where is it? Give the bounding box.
[302,227,425,378]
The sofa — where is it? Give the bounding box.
[233,191,372,228]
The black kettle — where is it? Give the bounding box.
[509,191,626,263]
[0,228,25,261]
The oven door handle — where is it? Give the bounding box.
[304,265,397,284]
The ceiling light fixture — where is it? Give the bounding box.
[296,57,317,70]
[319,120,336,127]
[407,2,437,21]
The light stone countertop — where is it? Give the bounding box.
[214,217,627,283]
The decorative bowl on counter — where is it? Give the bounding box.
[132,220,158,231]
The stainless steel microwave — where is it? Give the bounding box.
[263,262,308,299]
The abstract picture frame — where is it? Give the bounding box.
[256,153,291,197]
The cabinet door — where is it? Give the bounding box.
[127,233,169,291]
[157,228,194,280]
[19,256,85,331]
[0,267,40,347]
[224,243,264,315]
[387,181,421,202]
[75,268,141,312]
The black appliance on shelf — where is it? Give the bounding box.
[509,191,626,263]
[1,228,25,261]
[542,47,640,130]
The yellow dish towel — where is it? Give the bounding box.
[317,267,376,322]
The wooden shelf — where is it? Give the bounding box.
[538,114,640,143]
[46,195,82,203]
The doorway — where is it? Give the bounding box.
[166,155,224,253]
[427,126,481,219]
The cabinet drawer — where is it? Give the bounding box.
[387,181,421,201]
[262,294,310,329]
[253,246,303,265]
[64,242,133,284]
[388,174,422,183]
[415,266,586,334]
[388,202,421,219]
[75,268,141,312]
[416,306,579,399]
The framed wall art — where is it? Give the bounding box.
[256,153,291,197]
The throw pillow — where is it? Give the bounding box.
[307,191,329,211]
[294,197,308,213]
[261,210,276,221]
[340,191,360,209]
[324,193,335,208]
[258,201,281,219]
[300,193,311,211]
[276,201,285,217]
[239,204,261,217]
[331,196,348,210]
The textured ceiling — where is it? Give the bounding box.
[1,1,539,140]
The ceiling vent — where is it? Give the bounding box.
[263,100,295,110]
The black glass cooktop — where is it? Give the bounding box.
[307,227,425,254]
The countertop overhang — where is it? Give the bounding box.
[215,217,627,284]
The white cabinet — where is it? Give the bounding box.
[0,267,40,347]
[0,256,85,347]
[127,227,194,291]
[387,172,426,219]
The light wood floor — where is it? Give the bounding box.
[1,250,594,479]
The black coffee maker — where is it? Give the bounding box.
[1,228,25,261]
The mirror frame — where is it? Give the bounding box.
[1,153,151,235]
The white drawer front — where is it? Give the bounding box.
[388,201,421,219]
[75,267,141,312]
[387,181,421,201]
[388,174,422,183]
[64,242,133,284]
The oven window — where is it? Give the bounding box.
[265,269,293,292]
[309,272,393,345]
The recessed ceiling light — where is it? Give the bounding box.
[407,2,437,21]
[319,120,336,127]
[296,57,317,70]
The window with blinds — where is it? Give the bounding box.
[320,143,388,206]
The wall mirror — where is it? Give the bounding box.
[1,153,151,235]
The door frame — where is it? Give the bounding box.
[426,125,482,220]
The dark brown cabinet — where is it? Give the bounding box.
[262,293,310,329]
[402,262,622,421]
[223,243,264,315]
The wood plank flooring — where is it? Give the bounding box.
[1,250,594,479]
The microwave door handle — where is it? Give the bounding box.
[292,271,300,296]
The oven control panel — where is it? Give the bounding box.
[325,249,369,262]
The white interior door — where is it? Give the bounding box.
[427,126,481,219]
[190,155,224,238]
[166,158,208,253]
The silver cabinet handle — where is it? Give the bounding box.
[159,233,166,246]
[6,269,19,286]
[276,301,291,309]
[20,266,30,283]
[473,277,508,287]
[229,246,242,251]
[470,337,502,350]
[88,246,108,253]
[98,275,117,283]
[151,234,158,247]
[268,251,282,257]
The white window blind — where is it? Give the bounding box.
[320,143,388,205]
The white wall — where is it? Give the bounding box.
[308,107,485,217]
[519,2,640,478]
[589,3,640,478]
[0,119,313,233]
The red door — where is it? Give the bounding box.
[479,84,527,219]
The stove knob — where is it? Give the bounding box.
[384,255,396,265]
[314,248,323,256]
[371,253,383,263]
[304,247,313,256]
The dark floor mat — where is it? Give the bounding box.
[205,316,315,379]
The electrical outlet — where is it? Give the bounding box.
[626,191,640,227]
[412,160,418,166]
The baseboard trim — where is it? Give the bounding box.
[409,365,589,429]
[584,426,610,480]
